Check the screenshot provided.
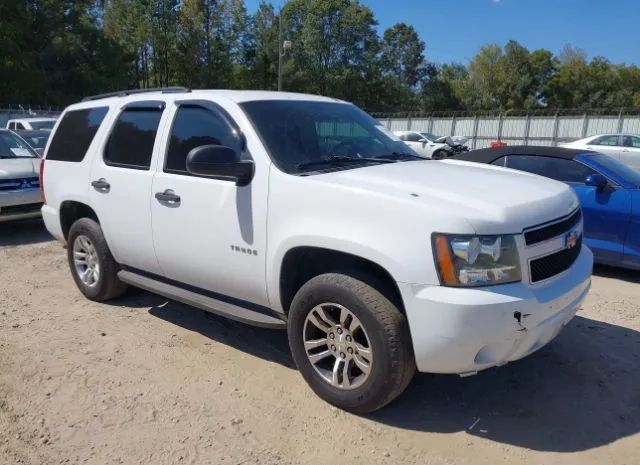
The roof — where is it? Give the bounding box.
[78,87,343,106]
[454,145,594,164]
[7,117,57,122]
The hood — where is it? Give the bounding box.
[0,157,40,179]
[315,159,579,235]
[435,135,469,146]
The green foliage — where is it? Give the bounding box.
[1,0,638,111]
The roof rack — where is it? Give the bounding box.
[82,87,191,102]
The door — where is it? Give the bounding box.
[506,154,632,263]
[620,135,640,171]
[623,190,640,268]
[402,132,431,157]
[89,101,166,274]
[587,134,622,159]
[150,101,270,307]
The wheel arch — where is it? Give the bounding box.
[277,246,405,316]
[59,200,100,241]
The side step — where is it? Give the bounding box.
[117,270,287,329]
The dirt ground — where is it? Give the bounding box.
[1,219,639,465]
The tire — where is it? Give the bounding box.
[432,150,447,160]
[67,217,127,301]
[288,272,416,413]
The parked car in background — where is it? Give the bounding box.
[561,134,640,171]
[14,130,50,156]
[395,130,469,159]
[6,117,57,131]
[455,146,640,270]
[0,129,42,222]
[41,88,591,412]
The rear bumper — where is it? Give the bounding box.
[400,246,593,374]
[0,189,42,222]
[41,204,65,242]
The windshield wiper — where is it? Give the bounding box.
[382,151,426,160]
[297,155,397,171]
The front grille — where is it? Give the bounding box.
[530,235,582,283]
[524,209,582,246]
[0,177,40,191]
[0,202,43,216]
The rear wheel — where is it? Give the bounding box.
[67,218,127,301]
[288,272,415,413]
[432,150,447,160]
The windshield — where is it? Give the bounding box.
[588,153,640,187]
[419,132,438,141]
[241,100,419,174]
[0,132,39,158]
[29,120,55,130]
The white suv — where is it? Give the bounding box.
[41,88,593,412]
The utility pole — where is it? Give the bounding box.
[277,9,291,92]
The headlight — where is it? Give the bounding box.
[432,233,521,287]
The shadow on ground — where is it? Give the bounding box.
[0,218,52,246]
[593,263,640,284]
[109,288,639,453]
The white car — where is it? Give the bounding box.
[394,130,468,159]
[561,134,640,171]
[0,129,42,222]
[41,88,592,412]
[6,117,58,131]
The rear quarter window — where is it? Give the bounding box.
[47,107,109,162]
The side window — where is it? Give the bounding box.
[8,122,15,130]
[405,133,423,142]
[490,156,507,167]
[105,108,163,170]
[165,105,242,174]
[622,136,640,148]
[17,123,26,130]
[506,155,596,183]
[47,107,109,162]
[591,135,620,146]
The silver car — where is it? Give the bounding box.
[562,134,640,171]
[0,129,42,222]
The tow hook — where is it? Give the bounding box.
[513,311,530,331]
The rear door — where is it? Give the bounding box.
[88,100,167,274]
[505,155,631,263]
[587,135,622,159]
[620,135,640,171]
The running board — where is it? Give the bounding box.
[117,270,287,329]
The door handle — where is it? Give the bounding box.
[155,189,181,204]
[91,178,110,192]
[622,149,629,152]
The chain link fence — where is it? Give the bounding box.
[0,105,63,128]
[373,108,640,149]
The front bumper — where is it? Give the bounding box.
[399,246,593,374]
[0,189,42,222]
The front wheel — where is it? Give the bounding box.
[288,273,415,413]
[432,150,448,160]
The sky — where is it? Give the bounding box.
[244,0,640,66]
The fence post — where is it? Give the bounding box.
[407,112,412,131]
[451,112,457,136]
[617,109,624,133]
[581,113,589,138]
[472,114,479,150]
[524,112,531,146]
[497,112,504,142]
[552,111,560,146]
[428,113,434,134]
[386,116,391,130]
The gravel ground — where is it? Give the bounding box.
[1,219,639,465]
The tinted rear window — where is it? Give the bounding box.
[104,108,162,170]
[47,107,108,162]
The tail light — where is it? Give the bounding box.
[39,159,46,204]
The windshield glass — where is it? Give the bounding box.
[22,134,49,149]
[29,120,55,130]
[241,100,419,174]
[0,132,38,158]
[419,132,438,141]
[589,153,640,187]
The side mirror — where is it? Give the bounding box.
[585,173,607,190]
[186,145,254,186]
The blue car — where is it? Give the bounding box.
[455,146,640,270]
